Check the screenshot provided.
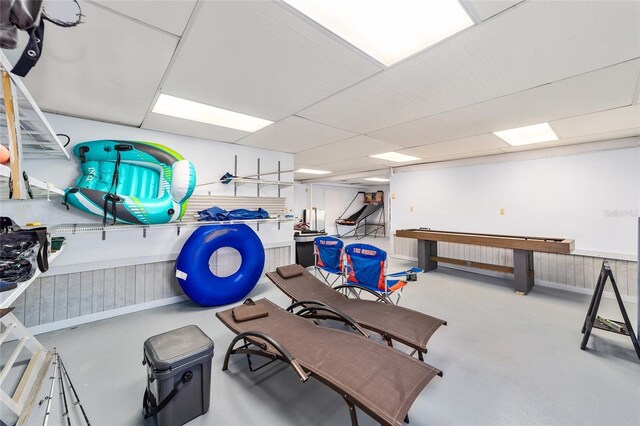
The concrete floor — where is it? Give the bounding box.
[4,236,640,425]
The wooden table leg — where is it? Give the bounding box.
[418,240,438,271]
[513,249,534,294]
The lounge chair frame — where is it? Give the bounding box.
[218,300,442,426]
[266,266,447,360]
[222,330,308,381]
[286,300,370,337]
[333,284,390,303]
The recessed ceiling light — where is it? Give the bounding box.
[370,152,420,162]
[296,168,332,174]
[365,177,390,182]
[493,123,559,146]
[283,0,474,66]
[152,94,273,132]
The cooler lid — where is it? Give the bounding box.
[144,325,213,371]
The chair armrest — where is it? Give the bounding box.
[387,267,423,277]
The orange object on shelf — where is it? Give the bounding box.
[0,145,9,164]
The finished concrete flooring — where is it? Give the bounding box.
[4,238,639,425]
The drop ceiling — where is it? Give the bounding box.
[4,0,639,183]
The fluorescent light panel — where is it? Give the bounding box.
[283,0,474,66]
[493,123,559,146]
[370,152,420,162]
[296,168,332,174]
[365,177,390,182]
[152,94,273,133]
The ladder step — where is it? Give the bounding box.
[15,351,54,426]
[13,350,47,404]
[0,337,27,383]
[0,321,16,345]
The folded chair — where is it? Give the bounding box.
[313,236,344,286]
[266,264,446,360]
[216,298,442,426]
[344,243,422,305]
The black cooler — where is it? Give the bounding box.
[143,325,214,426]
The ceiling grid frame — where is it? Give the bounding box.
[3,0,638,183]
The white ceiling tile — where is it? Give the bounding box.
[17,1,177,126]
[294,135,405,165]
[310,156,391,172]
[92,0,197,36]
[236,116,355,153]
[294,163,315,170]
[461,1,523,21]
[551,105,640,139]
[370,59,640,147]
[400,134,508,158]
[499,128,640,153]
[404,149,504,165]
[161,1,382,122]
[298,0,640,133]
[142,113,249,143]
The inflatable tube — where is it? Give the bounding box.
[175,224,265,306]
[64,140,196,224]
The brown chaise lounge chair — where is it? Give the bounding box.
[266,264,446,360]
[216,298,442,426]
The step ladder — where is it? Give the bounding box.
[1,309,54,425]
[580,260,640,360]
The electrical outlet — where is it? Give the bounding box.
[499,208,505,216]
[391,192,397,199]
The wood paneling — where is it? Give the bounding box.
[10,246,292,328]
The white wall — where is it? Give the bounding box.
[293,183,310,221]
[2,113,294,272]
[391,146,639,258]
[293,183,370,234]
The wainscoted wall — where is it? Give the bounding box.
[11,245,292,329]
[393,236,637,298]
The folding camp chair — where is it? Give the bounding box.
[313,236,344,286]
[344,243,422,305]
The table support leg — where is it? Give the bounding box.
[418,240,438,271]
[513,249,534,294]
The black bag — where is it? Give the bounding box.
[0,217,48,291]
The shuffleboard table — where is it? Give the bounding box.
[395,228,574,294]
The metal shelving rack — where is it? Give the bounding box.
[194,155,294,231]
[0,164,64,201]
[0,51,69,201]
[51,217,294,241]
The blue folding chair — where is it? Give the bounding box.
[313,236,345,286]
[343,243,422,305]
